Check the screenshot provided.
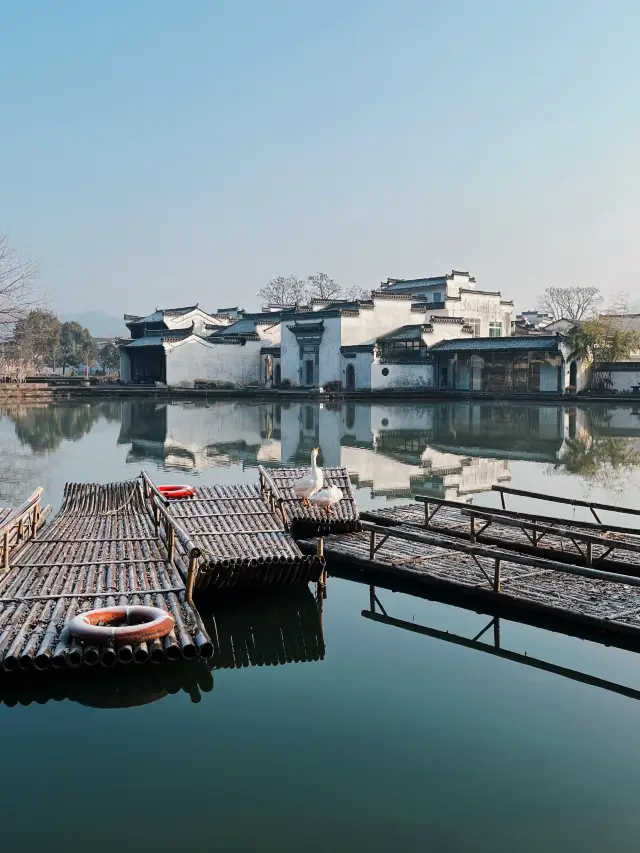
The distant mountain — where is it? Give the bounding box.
[59,311,124,338]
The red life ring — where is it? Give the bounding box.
[158,485,195,500]
[68,606,175,645]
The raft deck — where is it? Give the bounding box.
[0,481,213,672]
[143,474,324,591]
[362,497,640,575]
[299,520,640,644]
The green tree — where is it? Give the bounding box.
[13,309,61,371]
[59,321,97,374]
[99,342,120,372]
[566,316,640,390]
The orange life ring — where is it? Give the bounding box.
[158,485,195,500]
[68,606,175,645]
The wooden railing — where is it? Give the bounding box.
[0,488,45,570]
[492,484,640,526]
[361,519,640,592]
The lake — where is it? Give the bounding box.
[1,398,640,852]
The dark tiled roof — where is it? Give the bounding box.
[157,304,199,316]
[430,336,560,353]
[377,325,426,342]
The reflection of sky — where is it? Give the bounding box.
[1,400,640,851]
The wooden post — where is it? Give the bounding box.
[316,537,324,559]
[494,558,501,592]
[424,502,430,527]
[186,552,198,604]
[370,530,376,560]
[493,617,501,649]
[586,540,593,567]
[270,493,276,514]
[17,519,23,543]
[470,515,476,544]
[153,504,159,530]
[500,491,506,510]
[2,530,8,570]
[31,505,39,540]
[369,585,376,613]
[167,525,175,562]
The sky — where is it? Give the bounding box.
[1,0,640,320]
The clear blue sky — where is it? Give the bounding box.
[1,0,639,318]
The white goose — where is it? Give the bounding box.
[309,484,343,514]
[292,447,323,506]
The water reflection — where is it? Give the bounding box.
[2,401,120,454]
[4,398,640,496]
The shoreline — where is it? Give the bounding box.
[1,383,640,405]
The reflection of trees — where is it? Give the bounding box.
[553,409,640,493]
[7,402,121,454]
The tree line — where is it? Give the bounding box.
[0,233,119,375]
[12,310,120,373]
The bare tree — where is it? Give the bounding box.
[537,286,602,321]
[258,275,307,308]
[306,272,342,301]
[344,284,371,300]
[0,234,40,336]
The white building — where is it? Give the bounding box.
[119,305,282,387]
[280,271,514,391]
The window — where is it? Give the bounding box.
[381,367,390,376]
[489,323,502,338]
[433,292,442,303]
[470,319,482,337]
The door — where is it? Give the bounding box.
[305,359,314,386]
[345,363,355,391]
[274,363,281,387]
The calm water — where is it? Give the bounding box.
[2,398,640,852]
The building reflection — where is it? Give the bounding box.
[111,400,640,497]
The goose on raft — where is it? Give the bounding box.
[308,484,343,514]
[292,447,323,506]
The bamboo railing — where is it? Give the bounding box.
[0,488,50,571]
[298,519,640,643]
[362,496,640,574]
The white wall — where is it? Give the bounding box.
[166,309,231,336]
[340,352,373,390]
[425,292,512,337]
[609,369,640,392]
[371,361,434,390]
[341,299,415,345]
[165,338,263,386]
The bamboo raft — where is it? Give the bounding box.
[299,521,640,644]
[143,474,324,591]
[259,465,361,536]
[0,481,213,672]
[362,495,640,575]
